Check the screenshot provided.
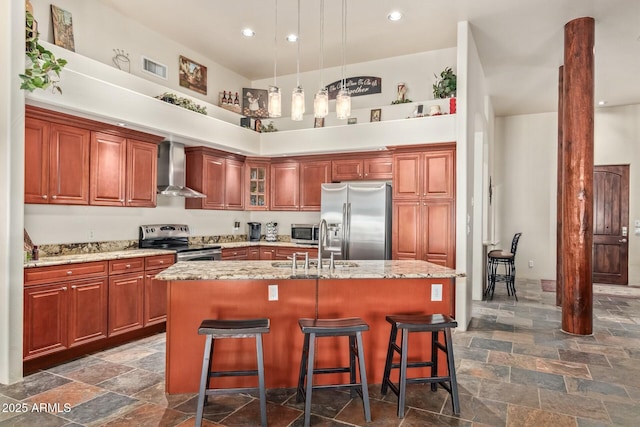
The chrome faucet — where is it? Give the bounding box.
[317,219,328,269]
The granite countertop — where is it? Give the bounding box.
[218,241,318,249]
[24,249,176,268]
[156,260,465,281]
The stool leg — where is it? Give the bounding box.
[196,334,213,427]
[381,323,398,395]
[303,332,316,427]
[444,327,460,415]
[511,263,518,301]
[355,331,371,422]
[349,335,357,398]
[430,330,438,392]
[255,333,267,427]
[398,328,409,418]
[296,333,310,403]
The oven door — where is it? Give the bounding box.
[176,248,222,261]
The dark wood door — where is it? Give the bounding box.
[300,160,331,211]
[392,153,421,199]
[270,162,299,210]
[126,139,157,207]
[331,159,363,181]
[422,151,455,198]
[49,123,90,204]
[392,200,421,260]
[593,165,629,285]
[90,132,127,206]
[68,277,108,346]
[144,268,168,326]
[260,247,277,260]
[108,273,145,336]
[422,201,455,267]
[364,156,393,180]
[24,117,50,204]
[225,158,245,210]
[23,283,68,359]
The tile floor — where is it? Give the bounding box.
[1,279,640,426]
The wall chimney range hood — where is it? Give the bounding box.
[156,140,206,198]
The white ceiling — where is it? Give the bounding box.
[100,0,640,116]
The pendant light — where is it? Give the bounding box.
[313,0,328,118]
[268,0,281,117]
[291,0,305,121]
[336,0,351,119]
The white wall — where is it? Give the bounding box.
[495,105,640,285]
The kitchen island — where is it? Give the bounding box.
[157,260,464,394]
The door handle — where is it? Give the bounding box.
[619,238,627,243]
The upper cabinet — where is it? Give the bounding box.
[393,150,454,200]
[245,160,270,210]
[331,155,393,182]
[270,159,331,211]
[25,106,162,207]
[25,118,90,205]
[185,146,245,210]
[90,133,157,207]
[300,160,331,211]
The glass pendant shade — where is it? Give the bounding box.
[291,86,305,121]
[268,86,281,117]
[313,89,329,118]
[336,89,351,119]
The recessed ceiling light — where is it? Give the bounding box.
[286,34,298,42]
[242,28,255,37]
[387,11,403,21]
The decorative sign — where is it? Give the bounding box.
[326,76,382,100]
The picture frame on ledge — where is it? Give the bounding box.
[370,108,381,122]
[314,117,325,128]
[348,117,357,125]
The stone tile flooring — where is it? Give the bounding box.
[1,279,640,426]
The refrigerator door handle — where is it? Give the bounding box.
[345,203,352,259]
[341,202,348,257]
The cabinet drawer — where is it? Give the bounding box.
[145,254,175,270]
[221,247,249,260]
[109,257,145,275]
[24,261,108,286]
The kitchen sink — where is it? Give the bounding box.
[271,260,360,269]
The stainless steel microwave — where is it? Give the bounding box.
[291,224,319,244]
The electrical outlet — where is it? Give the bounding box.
[89,230,94,240]
[268,284,278,301]
[431,284,443,301]
[528,260,534,268]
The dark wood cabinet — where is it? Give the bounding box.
[245,161,270,210]
[331,155,392,181]
[259,247,277,260]
[185,147,245,210]
[126,139,158,207]
[392,146,455,267]
[108,272,145,337]
[300,160,331,211]
[24,120,90,205]
[270,162,300,210]
[144,254,174,326]
[68,278,108,347]
[23,283,68,359]
[248,247,260,260]
[221,247,249,260]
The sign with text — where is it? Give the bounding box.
[326,76,382,100]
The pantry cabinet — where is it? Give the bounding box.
[331,155,392,181]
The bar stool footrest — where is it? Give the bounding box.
[389,361,434,370]
[310,366,352,375]
[206,386,262,395]
[210,369,259,378]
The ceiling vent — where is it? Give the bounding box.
[141,56,167,79]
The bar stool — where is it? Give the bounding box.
[296,317,371,427]
[381,313,460,418]
[486,232,522,301]
[195,318,270,427]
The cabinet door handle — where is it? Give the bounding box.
[61,287,67,291]
[42,195,48,199]
[71,285,76,289]
[138,276,144,279]
[126,264,131,268]
[66,270,73,275]
[159,260,164,264]
[51,195,57,199]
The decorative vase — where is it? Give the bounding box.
[449,97,457,114]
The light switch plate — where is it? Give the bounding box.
[268,284,278,301]
[431,284,443,301]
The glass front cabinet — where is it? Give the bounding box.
[245,160,270,210]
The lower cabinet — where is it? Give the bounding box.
[221,247,249,260]
[68,278,108,347]
[108,272,145,336]
[144,268,168,326]
[259,247,277,260]
[248,247,260,260]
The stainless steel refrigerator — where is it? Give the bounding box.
[320,182,392,260]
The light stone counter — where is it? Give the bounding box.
[217,241,318,250]
[24,249,176,268]
[156,259,465,281]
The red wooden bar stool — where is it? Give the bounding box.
[195,318,270,427]
[381,313,460,418]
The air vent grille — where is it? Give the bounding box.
[141,56,167,79]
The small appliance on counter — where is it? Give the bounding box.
[248,222,262,241]
[265,222,278,242]
[291,224,319,245]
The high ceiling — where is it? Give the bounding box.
[100,0,640,116]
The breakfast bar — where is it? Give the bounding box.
[157,260,464,394]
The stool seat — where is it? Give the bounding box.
[486,233,522,301]
[198,318,270,336]
[196,318,270,427]
[386,314,457,331]
[297,317,371,426]
[382,313,460,418]
[298,317,369,335]
[488,250,513,260]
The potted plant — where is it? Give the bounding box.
[20,10,67,93]
[433,67,456,99]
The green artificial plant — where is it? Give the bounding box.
[20,10,67,93]
[156,92,208,115]
[433,67,457,99]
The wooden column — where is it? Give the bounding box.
[556,66,564,307]
[561,17,594,335]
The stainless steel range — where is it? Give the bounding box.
[139,224,222,261]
